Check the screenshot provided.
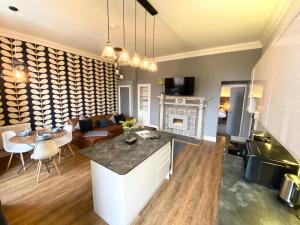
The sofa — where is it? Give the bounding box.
[69,114,130,148]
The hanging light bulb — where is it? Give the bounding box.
[118,0,130,65]
[148,15,157,72]
[101,0,116,61]
[11,67,27,83]
[141,56,149,69]
[140,9,149,70]
[131,52,141,67]
[148,61,157,72]
[131,0,141,67]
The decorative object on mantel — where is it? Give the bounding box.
[101,0,117,61]
[158,94,210,140]
[120,118,138,142]
[157,78,165,94]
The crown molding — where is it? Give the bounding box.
[260,0,292,47]
[0,28,102,61]
[155,41,262,63]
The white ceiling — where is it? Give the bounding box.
[0,0,287,58]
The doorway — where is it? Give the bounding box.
[137,84,151,126]
[217,82,248,138]
[118,85,132,116]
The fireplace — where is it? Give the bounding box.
[158,95,209,140]
[168,114,188,130]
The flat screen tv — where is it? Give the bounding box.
[165,77,195,96]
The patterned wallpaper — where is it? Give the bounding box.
[0,36,118,130]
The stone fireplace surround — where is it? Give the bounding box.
[158,95,209,140]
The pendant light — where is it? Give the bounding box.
[141,10,149,70]
[101,0,116,61]
[131,0,141,67]
[1,8,28,83]
[118,0,131,65]
[149,15,157,72]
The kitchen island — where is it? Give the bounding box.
[80,130,174,225]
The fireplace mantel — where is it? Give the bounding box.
[157,94,210,140]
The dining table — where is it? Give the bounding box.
[9,129,67,173]
[10,130,67,145]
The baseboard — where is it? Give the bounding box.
[204,135,217,143]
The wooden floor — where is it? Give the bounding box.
[0,138,225,225]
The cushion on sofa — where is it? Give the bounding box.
[79,119,93,132]
[69,118,79,131]
[97,119,108,128]
[91,115,107,128]
[114,114,125,124]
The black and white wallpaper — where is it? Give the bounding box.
[0,36,118,130]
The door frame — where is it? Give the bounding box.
[118,85,132,116]
[137,84,151,126]
[219,83,248,138]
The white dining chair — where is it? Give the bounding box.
[55,125,75,163]
[2,131,34,171]
[31,140,61,183]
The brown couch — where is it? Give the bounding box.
[69,114,129,148]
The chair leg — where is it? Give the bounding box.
[36,160,42,183]
[6,153,14,170]
[68,144,75,156]
[52,158,61,176]
[20,153,26,171]
[59,148,62,164]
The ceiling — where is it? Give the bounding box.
[0,0,287,59]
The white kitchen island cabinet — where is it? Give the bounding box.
[80,131,174,225]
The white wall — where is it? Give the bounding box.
[251,10,300,160]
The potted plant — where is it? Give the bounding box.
[120,118,138,140]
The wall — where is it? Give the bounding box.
[0,36,117,130]
[251,12,300,160]
[262,0,300,52]
[122,49,261,139]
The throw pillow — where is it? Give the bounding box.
[79,119,93,132]
[109,114,116,124]
[97,119,108,128]
[114,114,125,124]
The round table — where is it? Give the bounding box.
[10,130,67,145]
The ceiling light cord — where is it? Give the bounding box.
[152,16,155,59]
[144,10,147,57]
[122,0,125,47]
[134,0,137,52]
[107,0,110,41]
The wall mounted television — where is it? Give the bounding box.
[164,77,195,96]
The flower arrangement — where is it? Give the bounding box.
[120,118,138,139]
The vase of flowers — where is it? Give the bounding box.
[120,118,138,140]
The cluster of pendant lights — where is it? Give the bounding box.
[101,0,157,72]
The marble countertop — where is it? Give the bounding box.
[79,130,174,175]
[217,153,300,225]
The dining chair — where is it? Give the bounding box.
[55,125,75,163]
[31,140,61,183]
[2,131,34,171]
